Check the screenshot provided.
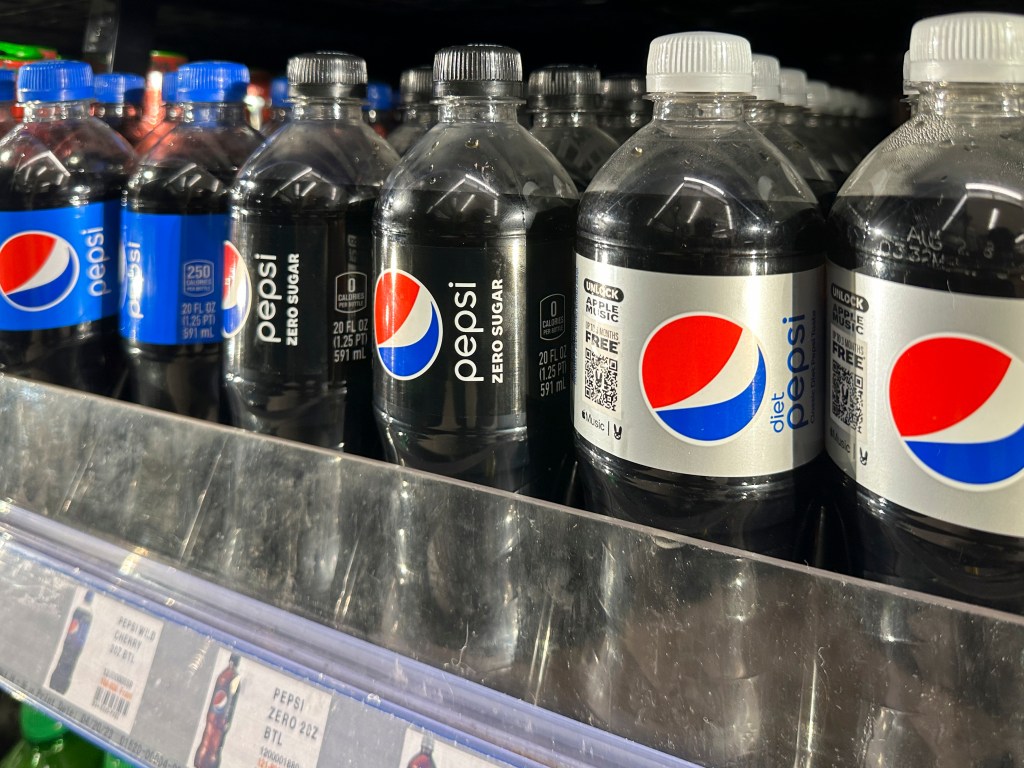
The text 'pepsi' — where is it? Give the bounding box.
[0,60,132,396]
[121,60,262,422]
[573,32,826,559]
[373,44,580,503]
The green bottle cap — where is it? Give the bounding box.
[19,704,67,744]
[0,42,44,61]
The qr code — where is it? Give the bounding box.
[831,360,864,433]
[584,347,618,411]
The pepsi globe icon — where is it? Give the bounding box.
[374,269,443,380]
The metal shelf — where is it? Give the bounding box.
[0,374,1021,768]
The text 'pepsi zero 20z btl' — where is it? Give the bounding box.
[227,52,398,455]
[374,44,579,502]
[574,33,826,559]
[827,12,1024,614]
[122,62,262,421]
[0,61,132,396]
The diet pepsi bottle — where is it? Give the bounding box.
[0,70,16,136]
[387,66,436,156]
[574,33,825,558]
[122,62,262,421]
[374,44,579,501]
[777,68,852,191]
[227,52,398,454]
[747,55,836,212]
[527,64,619,191]
[93,72,148,146]
[827,12,1024,614]
[0,60,132,396]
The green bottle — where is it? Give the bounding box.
[0,706,104,768]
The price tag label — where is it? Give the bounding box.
[44,586,163,732]
[398,729,506,768]
[189,648,331,768]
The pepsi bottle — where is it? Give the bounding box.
[133,71,178,157]
[0,70,16,136]
[122,62,262,421]
[826,12,1024,614]
[387,66,435,156]
[93,73,148,146]
[597,74,651,143]
[0,61,132,396]
[193,654,241,768]
[48,591,94,694]
[777,68,853,192]
[227,52,398,454]
[574,33,825,559]
[259,75,290,137]
[527,64,618,192]
[374,44,579,502]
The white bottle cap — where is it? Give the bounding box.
[778,67,808,107]
[751,54,782,101]
[908,12,1024,83]
[646,31,753,93]
[805,79,830,112]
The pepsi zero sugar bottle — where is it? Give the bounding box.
[0,60,132,396]
[122,62,262,421]
[227,52,398,455]
[827,12,1024,613]
[574,33,826,559]
[374,44,579,502]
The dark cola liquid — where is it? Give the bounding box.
[124,166,228,421]
[576,191,826,560]
[227,196,381,458]
[374,190,578,504]
[828,194,1024,613]
[0,123,129,397]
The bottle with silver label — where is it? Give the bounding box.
[373,44,579,502]
[826,11,1024,614]
[527,64,619,192]
[574,31,826,559]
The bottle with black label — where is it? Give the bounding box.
[387,66,436,157]
[122,61,263,421]
[527,64,619,192]
[574,32,825,559]
[747,55,836,213]
[597,74,651,143]
[227,52,398,455]
[373,43,579,502]
[826,11,1024,614]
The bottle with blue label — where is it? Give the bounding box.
[0,70,16,137]
[374,43,579,502]
[574,32,825,558]
[227,52,398,454]
[92,73,147,146]
[133,71,178,157]
[259,75,290,138]
[122,61,262,421]
[826,12,1024,614]
[0,60,133,396]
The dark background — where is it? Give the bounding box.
[6,0,1023,104]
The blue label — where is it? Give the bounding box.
[121,212,227,345]
[0,201,119,330]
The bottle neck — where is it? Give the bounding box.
[652,93,747,122]
[179,102,249,126]
[916,83,1023,118]
[744,99,778,126]
[93,102,139,120]
[531,110,600,128]
[438,98,521,124]
[775,104,805,127]
[402,102,436,125]
[23,99,92,122]
[291,99,363,122]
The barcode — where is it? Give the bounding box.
[92,685,130,720]
[830,359,864,433]
[584,347,618,412]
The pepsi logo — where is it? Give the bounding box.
[641,314,767,443]
[890,335,1024,489]
[68,619,80,635]
[375,270,442,380]
[0,231,79,311]
[211,690,228,711]
[223,241,251,338]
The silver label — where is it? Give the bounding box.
[827,266,1024,537]
[574,256,824,478]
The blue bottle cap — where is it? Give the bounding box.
[365,81,393,110]
[176,61,249,102]
[0,69,14,101]
[270,75,289,106]
[161,71,178,102]
[17,60,94,102]
[94,72,145,105]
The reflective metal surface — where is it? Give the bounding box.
[0,375,1020,768]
